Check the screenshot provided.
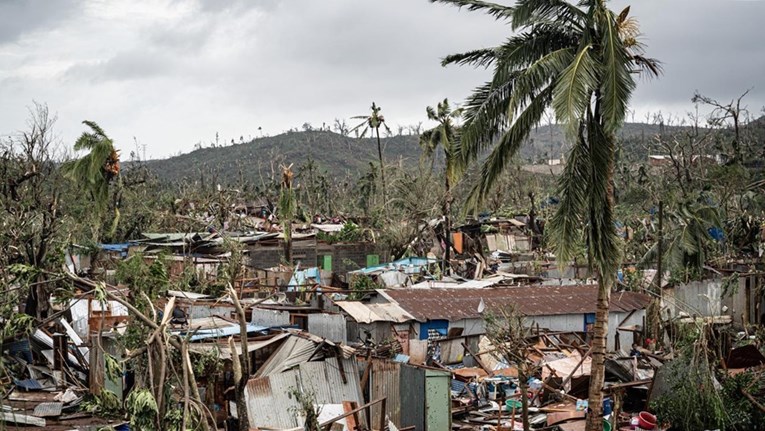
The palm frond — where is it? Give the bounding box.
[494,26,578,73]
[458,79,516,163]
[419,129,439,158]
[429,0,514,20]
[547,122,591,266]
[584,114,621,283]
[598,7,636,134]
[442,48,498,68]
[511,0,586,31]
[552,43,598,138]
[630,55,663,78]
[506,47,575,119]
[464,85,553,211]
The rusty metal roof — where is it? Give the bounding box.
[335,300,415,323]
[383,285,651,321]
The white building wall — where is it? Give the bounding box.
[444,310,647,352]
[446,318,485,336]
[608,310,646,352]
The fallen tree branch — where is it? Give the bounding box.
[742,389,765,413]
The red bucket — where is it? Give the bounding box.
[637,412,657,430]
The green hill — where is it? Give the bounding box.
[145,118,764,184]
[144,130,421,184]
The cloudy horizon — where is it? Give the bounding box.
[1,0,763,160]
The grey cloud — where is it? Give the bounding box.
[613,0,765,110]
[0,0,80,44]
[63,49,179,83]
[1,0,765,159]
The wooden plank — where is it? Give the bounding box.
[546,410,585,426]
[342,401,359,431]
[462,342,492,375]
[321,398,386,431]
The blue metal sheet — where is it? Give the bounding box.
[14,378,43,390]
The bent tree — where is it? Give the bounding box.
[431,1,660,429]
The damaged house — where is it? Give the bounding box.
[331,285,652,356]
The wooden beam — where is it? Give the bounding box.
[462,342,492,375]
[321,398,386,430]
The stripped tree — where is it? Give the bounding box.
[420,98,465,275]
[351,102,392,209]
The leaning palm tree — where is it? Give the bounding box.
[350,102,392,209]
[431,1,660,429]
[420,98,464,275]
[63,121,122,235]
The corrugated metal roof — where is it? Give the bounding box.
[174,322,269,341]
[255,336,321,377]
[188,333,290,359]
[335,301,414,324]
[245,357,365,430]
[384,286,651,321]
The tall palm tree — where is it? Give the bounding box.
[431,1,660,429]
[420,98,464,275]
[351,102,392,209]
[63,121,122,234]
[279,164,296,264]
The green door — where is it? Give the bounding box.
[425,370,451,431]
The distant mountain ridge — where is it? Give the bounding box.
[145,118,764,184]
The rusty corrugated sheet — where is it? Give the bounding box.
[335,301,414,323]
[370,360,401,428]
[246,358,366,429]
[245,370,302,429]
[384,286,651,321]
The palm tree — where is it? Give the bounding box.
[431,1,660,429]
[351,102,392,209]
[279,164,296,264]
[420,98,464,275]
[63,121,122,234]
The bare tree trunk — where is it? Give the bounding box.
[230,286,252,431]
[519,368,530,431]
[376,128,387,209]
[284,225,292,265]
[443,174,452,276]
[585,277,610,431]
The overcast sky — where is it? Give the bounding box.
[1,0,763,159]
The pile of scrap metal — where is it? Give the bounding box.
[446,331,665,431]
[1,283,130,429]
[1,270,385,431]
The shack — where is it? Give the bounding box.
[333,285,651,353]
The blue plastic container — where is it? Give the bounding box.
[603,397,613,416]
